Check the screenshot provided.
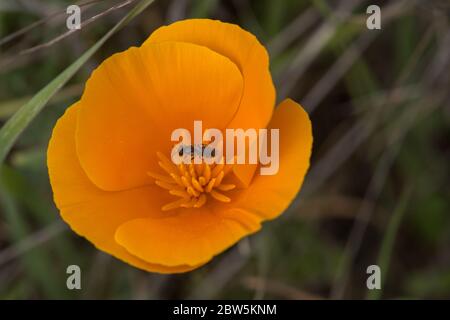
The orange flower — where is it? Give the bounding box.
[47,19,313,273]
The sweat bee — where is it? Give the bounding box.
[178,144,216,160]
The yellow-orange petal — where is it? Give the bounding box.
[144,19,275,131]
[47,103,200,273]
[76,41,243,191]
[229,99,313,220]
[115,207,261,267]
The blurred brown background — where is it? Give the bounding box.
[0,0,449,299]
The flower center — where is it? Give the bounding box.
[147,151,236,211]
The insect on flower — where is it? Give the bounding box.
[178,144,216,159]
[47,19,313,273]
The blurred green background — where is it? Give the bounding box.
[0,0,449,299]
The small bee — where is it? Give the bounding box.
[178,144,216,160]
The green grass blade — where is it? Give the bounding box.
[367,187,413,300]
[0,0,155,164]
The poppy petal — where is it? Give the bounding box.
[145,19,275,131]
[230,99,313,220]
[48,104,200,273]
[115,207,261,267]
[76,41,243,191]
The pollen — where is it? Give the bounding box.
[148,152,236,211]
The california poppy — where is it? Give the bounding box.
[47,19,313,273]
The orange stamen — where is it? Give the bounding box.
[151,151,236,211]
